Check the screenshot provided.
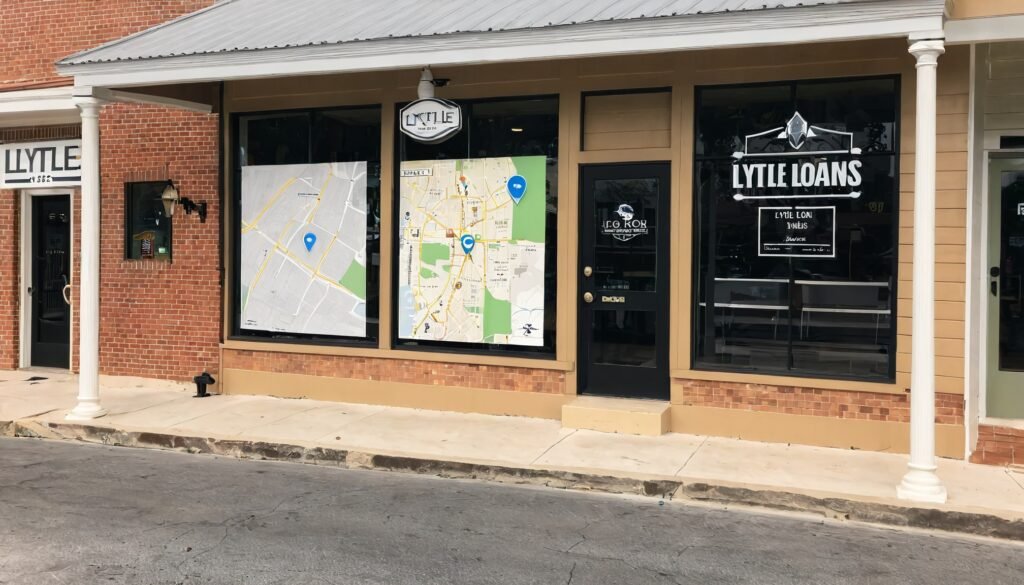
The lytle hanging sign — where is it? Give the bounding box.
[0,139,82,188]
[399,98,462,144]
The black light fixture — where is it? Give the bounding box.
[160,179,208,223]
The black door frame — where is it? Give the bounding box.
[578,162,671,400]
[27,193,72,369]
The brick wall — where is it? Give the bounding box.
[675,379,965,425]
[83,102,221,380]
[0,0,212,90]
[0,191,19,369]
[223,350,567,394]
[971,425,1024,467]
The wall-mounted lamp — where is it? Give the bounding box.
[160,179,207,223]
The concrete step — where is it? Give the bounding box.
[561,396,671,436]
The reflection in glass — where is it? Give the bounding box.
[694,77,898,381]
[999,171,1024,372]
[591,310,657,367]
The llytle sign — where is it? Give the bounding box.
[399,98,462,144]
[1,139,82,188]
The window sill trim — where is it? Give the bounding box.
[670,368,904,396]
[221,339,574,372]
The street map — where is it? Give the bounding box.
[398,155,546,346]
[240,161,367,337]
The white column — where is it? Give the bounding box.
[898,38,946,503]
[66,96,106,421]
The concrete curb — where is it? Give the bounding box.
[11,419,1024,541]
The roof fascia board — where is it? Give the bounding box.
[61,10,945,89]
[0,86,77,115]
[945,14,1024,44]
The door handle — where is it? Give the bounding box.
[583,266,593,277]
[583,292,594,304]
[62,284,72,306]
[991,266,1000,297]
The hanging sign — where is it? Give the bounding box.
[0,139,82,188]
[399,98,462,144]
[758,205,836,258]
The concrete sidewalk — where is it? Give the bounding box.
[2,369,1023,539]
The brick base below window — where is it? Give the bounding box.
[222,349,566,394]
[674,378,964,425]
[970,425,1024,466]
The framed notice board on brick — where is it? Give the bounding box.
[125,181,172,261]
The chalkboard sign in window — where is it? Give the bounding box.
[693,76,899,381]
[124,181,172,261]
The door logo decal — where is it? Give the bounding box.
[601,203,650,242]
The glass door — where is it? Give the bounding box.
[988,157,1024,419]
[578,163,670,400]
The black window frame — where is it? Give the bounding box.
[391,94,561,359]
[124,180,173,262]
[690,74,902,383]
[229,103,383,347]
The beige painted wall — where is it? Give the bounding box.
[950,0,1024,20]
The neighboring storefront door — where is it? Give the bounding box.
[578,163,670,399]
[988,157,1024,418]
[30,195,71,369]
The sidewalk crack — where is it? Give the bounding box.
[673,436,709,476]
[1007,469,1024,492]
[530,429,577,465]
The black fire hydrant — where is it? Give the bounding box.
[193,372,216,398]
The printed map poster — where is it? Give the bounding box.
[399,156,546,346]
[240,162,367,337]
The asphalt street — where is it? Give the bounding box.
[1,438,1022,585]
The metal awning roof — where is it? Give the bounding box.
[58,0,947,89]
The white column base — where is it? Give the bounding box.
[65,400,107,421]
[897,464,948,504]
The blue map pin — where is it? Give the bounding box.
[507,175,527,205]
[460,234,475,255]
[303,232,317,252]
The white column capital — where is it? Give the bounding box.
[908,39,945,66]
[71,95,105,117]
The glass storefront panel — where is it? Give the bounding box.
[233,106,382,343]
[693,77,899,381]
[395,96,559,355]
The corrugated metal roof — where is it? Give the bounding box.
[61,0,874,65]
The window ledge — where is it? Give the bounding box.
[670,368,904,395]
[221,339,574,371]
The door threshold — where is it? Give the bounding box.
[562,395,671,436]
[19,366,72,375]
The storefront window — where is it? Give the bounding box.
[124,181,172,261]
[233,106,381,342]
[693,77,899,381]
[395,96,558,355]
